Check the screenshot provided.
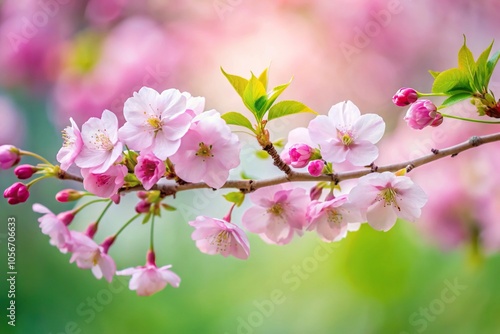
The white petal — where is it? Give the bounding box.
[328,100,361,129]
[352,114,385,143]
[346,141,379,166]
[366,200,398,231]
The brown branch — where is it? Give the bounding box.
[57,133,500,196]
[262,143,292,176]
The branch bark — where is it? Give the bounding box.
[57,133,500,196]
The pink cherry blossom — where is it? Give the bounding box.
[56,118,83,171]
[280,127,315,165]
[134,152,166,190]
[33,204,72,253]
[288,143,313,168]
[170,110,240,189]
[75,110,123,173]
[306,195,363,242]
[183,91,205,118]
[117,251,180,296]
[3,182,29,205]
[392,87,418,107]
[308,100,385,166]
[69,232,116,282]
[0,144,20,169]
[242,184,309,245]
[81,165,127,198]
[14,164,37,179]
[189,216,250,259]
[349,172,428,232]
[307,160,325,177]
[118,87,192,160]
[404,99,443,130]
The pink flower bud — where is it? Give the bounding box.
[404,100,442,130]
[135,200,151,214]
[309,185,323,201]
[289,143,313,168]
[0,145,21,170]
[3,182,29,205]
[101,236,116,254]
[308,160,325,177]
[57,211,76,225]
[392,88,418,107]
[56,189,85,202]
[14,164,37,179]
[85,222,99,239]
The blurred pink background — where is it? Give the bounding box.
[1,0,500,254]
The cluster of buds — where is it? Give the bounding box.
[392,88,443,130]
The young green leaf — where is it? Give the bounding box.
[263,77,293,112]
[240,171,255,180]
[429,70,441,79]
[221,112,256,133]
[221,67,249,99]
[458,36,477,89]
[258,68,268,90]
[255,150,269,159]
[431,68,472,94]
[486,49,500,87]
[161,203,177,211]
[243,73,268,119]
[223,191,245,207]
[267,100,317,121]
[441,92,472,107]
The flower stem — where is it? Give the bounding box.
[114,213,141,238]
[96,201,113,225]
[417,92,448,97]
[74,199,110,215]
[149,214,155,251]
[440,113,500,124]
[20,150,53,166]
[26,175,52,187]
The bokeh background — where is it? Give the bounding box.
[1,0,500,333]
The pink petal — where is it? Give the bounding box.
[346,140,379,166]
[328,100,361,128]
[352,114,385,143]
[366,200,398,231]
[242,207,270,233]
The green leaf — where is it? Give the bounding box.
[441,92,472,107]
[431,68,472,94]
[161,203,176,211]
[223,192,245,207]
[429,70,441,79]
[486,49,500,87]
[458,36,477,89]
[142,212,151,224]
[243,73,268,119]
[475,41,493,92]
[258,68,268,90]
[255,150,269,159]
[221,67,248,99]
[240,171,255,180]
[221,112,255,133]
[263,77,293,112]
[267,100,317,121]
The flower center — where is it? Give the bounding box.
[96,174,111,187]
[210,230,230,252]
[326,209,343,224]
[61,128,74,147]
[195,142,214,160]
[91,129,113,151]
[341,132,353,146]
[143,161,157,177]
[377,188,401,211]
[268,203,284,216]
[147,116,163,131]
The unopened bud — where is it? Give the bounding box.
[56,189,86,202]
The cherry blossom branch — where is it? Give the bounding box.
[56,132,500,197]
